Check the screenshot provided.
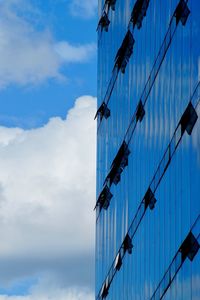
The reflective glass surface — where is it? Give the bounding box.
[96,1,200,299]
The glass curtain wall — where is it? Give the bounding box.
[96,1,200,299]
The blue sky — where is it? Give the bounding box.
[0,0,97,128]
[0,0,97,299]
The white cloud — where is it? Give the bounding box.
[55,42,96,63]
[0,0,96,88]
[0,96,97,288]
[0,292,93,300]
[0,276,94,300]
[0,290,94,300]
[69,0,98,19]
[0,127,23,147]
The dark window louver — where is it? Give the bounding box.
[180,102,198,135]
[144,187,157,210]
[131,0,150,29]
[100,278,110,299]
[179,231,200,262]
[114,253,122,271]
[123,234,133,254]
[115,30,135,74]
[98,12,110,32]
[94,102,110,121]
[174,0,190,26]
[105,141,130,186]
[96,185,113,211]
[136,100,145,122]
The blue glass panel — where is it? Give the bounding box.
[96,0,200,299]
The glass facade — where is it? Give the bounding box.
[95,1,200,300]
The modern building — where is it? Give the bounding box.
[95,0,200,299]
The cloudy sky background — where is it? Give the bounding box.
[0,0,97,299]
